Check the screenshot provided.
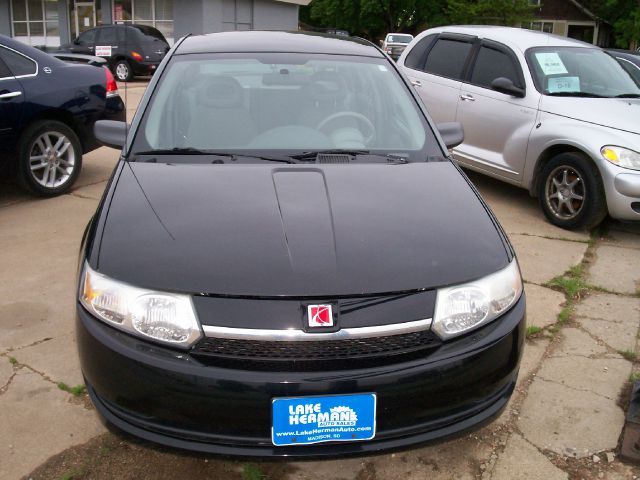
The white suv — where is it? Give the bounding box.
[398,26,640,229]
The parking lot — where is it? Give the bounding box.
[1,81,640,480]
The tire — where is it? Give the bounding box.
[538,152,607,230]
[16,120,82,197]
[114,60,133,82]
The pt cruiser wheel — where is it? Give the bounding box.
[114,60,133,82]
[17,120,82,196]
[539,153,607,230]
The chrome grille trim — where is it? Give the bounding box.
[202,318,432,341]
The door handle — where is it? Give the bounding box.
[410,79,422,87]
[460,94,475,101]
[0,91,22,100]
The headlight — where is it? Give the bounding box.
[601,146,640,171]
[432,259,522,340]
[80,263,202,348]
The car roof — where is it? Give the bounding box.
[420,25,596,52]
[176,31,383,57]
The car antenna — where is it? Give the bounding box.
[123,23,128,151]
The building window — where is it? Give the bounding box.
[113,0,174,43]
[10,0,60,48]
[524,21,554,34]
[222,0,253,31]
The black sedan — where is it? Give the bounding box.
[0,35,125,196]
[79,31,525,457]
[606,49,640,86]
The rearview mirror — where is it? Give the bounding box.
[491,77,525,98]
[436,122,464,150]
[94,120,129,150]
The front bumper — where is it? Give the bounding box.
[600,161,640,220]
[77,295,525,457]
[132,60,160,76]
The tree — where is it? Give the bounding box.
[447,0,537,26]
[300,0,449,40]
[582,0,640,49]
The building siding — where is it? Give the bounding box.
[253,0,298,30]
[0,0,11,37]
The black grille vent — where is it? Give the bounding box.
[316,153,352,164]
[191,329,441,371]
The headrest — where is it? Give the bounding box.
[198,76,244,108]
[306,70,347,103]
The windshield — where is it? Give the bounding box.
[387,35,413,44]
[527,47,640,97]
[132,53,434,160]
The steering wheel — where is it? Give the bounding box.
[317,111,376,145]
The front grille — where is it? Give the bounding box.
[191,329,442,371]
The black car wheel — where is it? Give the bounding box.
[114,60,133,82]
[17,120,82,196]
[538,152,607,230]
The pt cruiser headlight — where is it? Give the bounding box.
[601,146,640,171]
[433,259,522,340]
[80,263,202,348]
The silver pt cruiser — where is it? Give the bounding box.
[399,26,640,229]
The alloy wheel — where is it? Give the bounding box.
[544,166,585,220]
[116,63,129,81]
[28,131,76,189]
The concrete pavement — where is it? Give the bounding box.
[1,82,639,479]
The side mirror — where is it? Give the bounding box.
[73,38,80,45]
[436,122,464,150]
[491,77,525,98]
[94,120,129,149]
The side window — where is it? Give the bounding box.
[424,39,473,80]
[0,57,12,79]
[0,48,36,76]
[97,27,117,45]
[403,35,436,71]
[470,46,522,89]
[77,29,97,45]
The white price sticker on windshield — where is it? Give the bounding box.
[535,52,568,75]
[547,76,580,93]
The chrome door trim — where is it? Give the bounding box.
[202,318,433,341]
[0,91,22,99]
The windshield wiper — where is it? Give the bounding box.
[291,149,370,161]
[130,149,297,164]
[546,92,606,98]
[613,93,640,98]
[290,150,408,163]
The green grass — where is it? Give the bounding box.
[242,464,264,480]
[546,275,589,300]
[619,350,638,362]
[630,372,640,383]
[526,326,542,338]
[8,356,17,365]
[57,383,86,397]
[558,304,574,324]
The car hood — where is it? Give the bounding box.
[539,96,640,135]
[96,161,510,297]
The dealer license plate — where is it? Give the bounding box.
[271,393,376,446]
